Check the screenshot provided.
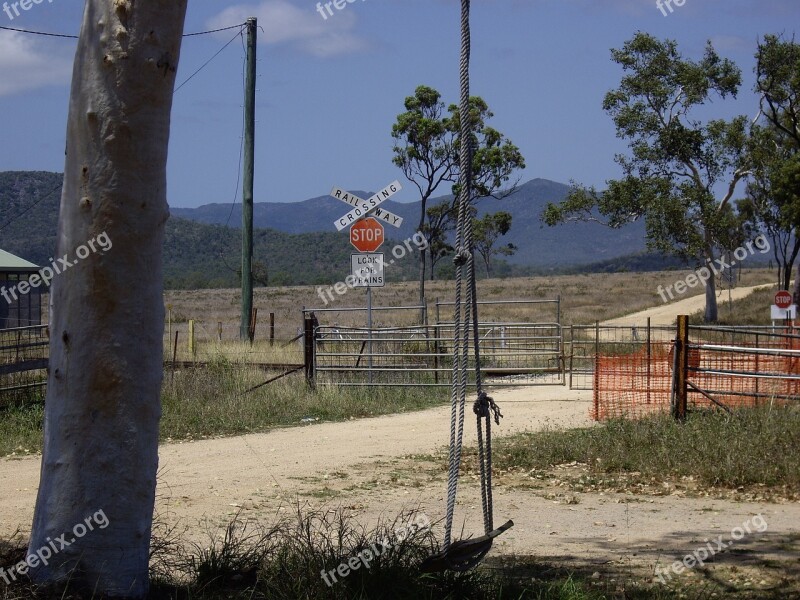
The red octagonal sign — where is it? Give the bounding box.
[350,217,384,252]
[775,290,793,309]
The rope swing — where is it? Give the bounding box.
[420,0,513,573]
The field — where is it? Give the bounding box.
[3,268,798,599]
[160,268,776,350]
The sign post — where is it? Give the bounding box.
[330,181,403,383]
[771,290,796,323]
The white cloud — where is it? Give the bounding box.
[207,0,369,58]
[0,32,73,97]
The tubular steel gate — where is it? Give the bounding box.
[308,299,565,387]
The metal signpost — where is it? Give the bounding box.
[771,290,796,323]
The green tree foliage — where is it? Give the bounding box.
[543,33,752,322]
[392,86,524,303]
[473,211,516,276]
[740,123,800,289]
[753,34,800,301]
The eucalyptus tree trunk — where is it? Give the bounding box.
[27,1,187,596]
[704,240,719,323]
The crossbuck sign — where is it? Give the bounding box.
[331,181,403,231]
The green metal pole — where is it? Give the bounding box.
[240,17,257,340]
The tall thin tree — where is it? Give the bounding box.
[27,1,188,596]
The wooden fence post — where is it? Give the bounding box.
[188,319,195,359]
[672,314,689,421]
[249,307,258,344]
[270,312,275,347]
[304,313,316,388]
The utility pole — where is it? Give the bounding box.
[240,16,257,340]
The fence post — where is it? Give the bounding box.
[646,317,651,405]
[754,332,760,402]
[672,314,689,421]
[304,312,316,388]
[171,330,179,384]
[433,298,440,384]
[188,320,195,359]
[270,312,275,347]
[217,321,223,342]
[249,307,258,344]
[568,325,574,389]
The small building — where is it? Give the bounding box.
[0,249,43,328]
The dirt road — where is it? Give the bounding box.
[1,383,797,590]
[602,283,772,327]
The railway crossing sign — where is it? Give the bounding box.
[331,180,403,231]
[330,186,404,230]
[350,217,384,252]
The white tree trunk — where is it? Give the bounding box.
[27,1,187,596]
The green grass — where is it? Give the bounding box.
[0,507,754,600]
[689,284,778,326]
[0,403,44,458]
[478,405,800,491]
[0,356,449,456]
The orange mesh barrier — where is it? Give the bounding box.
[593,338,800,420]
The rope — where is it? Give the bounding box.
[443,0,502,555]
[443,0,472,551]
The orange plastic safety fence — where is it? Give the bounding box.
[592,338,800,420]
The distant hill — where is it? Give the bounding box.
[1,171,662,288]
[171,178,650,267]
[0,172,418,288]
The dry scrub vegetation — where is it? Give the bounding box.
[163,268,775,345]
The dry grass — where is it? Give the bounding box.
[163,269,776,349]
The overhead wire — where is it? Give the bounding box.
[0,22,246,39]
[216,27,249,274]
[0,181,62,233]
[174,27,244,93]
[0,22,249,247]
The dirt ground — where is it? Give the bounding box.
[2,284,797,595]
[601,283,773,326]
[1,384,798,595]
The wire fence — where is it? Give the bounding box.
[591,322,800,420]
[0,324,48,405]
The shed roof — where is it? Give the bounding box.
[0,249,39,272]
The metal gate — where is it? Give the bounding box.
[307,299,565,387]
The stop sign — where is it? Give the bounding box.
[350,217,384,252]
[775,290,793,309]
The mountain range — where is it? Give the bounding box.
[170,178,648,266]
[1,171,657,288]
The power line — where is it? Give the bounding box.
[218,35,249,275]
[183,23,246,37]
[0,22,245,40]
[174,27,243,93]
[0,25,76,38]
[0,180,62,233]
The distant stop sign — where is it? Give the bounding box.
[350,217,384,252]
[775,290,793,309]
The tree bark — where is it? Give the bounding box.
[27,1,187,597]
[794,260,800,307]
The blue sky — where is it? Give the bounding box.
[0,0,797,208]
